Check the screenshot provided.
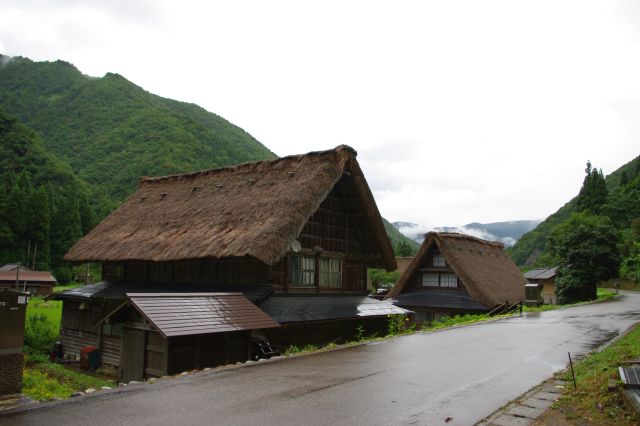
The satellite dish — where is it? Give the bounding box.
[291,240,302,252]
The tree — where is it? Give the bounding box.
[547,212,621,304]
[394,240,416,257]
[576,161,608,215]
[620,171,629,186]
[621,242,640,283]
[368,269,401,293]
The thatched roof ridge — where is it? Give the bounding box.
[385,232,525,307]
[139,145,358,185]
[65,145,395,269]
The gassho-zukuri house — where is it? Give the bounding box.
[55,145,407,381]
[384,232,526,323]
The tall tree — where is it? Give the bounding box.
[576,161,608,215]
[547,212,621,304]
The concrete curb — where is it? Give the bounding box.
[476,378,567,426]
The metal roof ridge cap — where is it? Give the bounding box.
[126,292,245,297]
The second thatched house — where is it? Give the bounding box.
[56,145,406,381]
[384,232,526,323]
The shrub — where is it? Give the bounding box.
[24,314,58,355]
[387,314,414,335]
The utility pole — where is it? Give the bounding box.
[15,261,20,291]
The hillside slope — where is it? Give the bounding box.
[0,56,275,201]
[0,109,99,277]
[509,156,640,266]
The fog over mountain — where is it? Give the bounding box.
[393,220,542,247]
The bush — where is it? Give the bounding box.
[387,314,414,335]
[24,314,58,355]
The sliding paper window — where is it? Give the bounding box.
[290,255,315,287]
[319,258,342,288]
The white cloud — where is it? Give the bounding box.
[0,0,638,230]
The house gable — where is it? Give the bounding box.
[386,232,526,308]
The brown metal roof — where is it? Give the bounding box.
[0,271,56,283]
[121,293,280,338]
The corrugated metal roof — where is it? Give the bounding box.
[524,267,557,280]
[52,281,272,303]
[259,296,410,323]
[388,289,488,311]
[125,293,280,338]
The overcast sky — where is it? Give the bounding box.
[1,0,638,229]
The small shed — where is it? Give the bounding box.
[0,289,29,396]
[524,267,558,305]
[0,269,56,296]
[97,292,280,382]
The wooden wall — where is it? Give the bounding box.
[60,300,121,366]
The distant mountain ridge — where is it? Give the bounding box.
[393,220,541,247]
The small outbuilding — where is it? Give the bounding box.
[385,232,526,324]
[0,268,56,296]
[524,267,558,305]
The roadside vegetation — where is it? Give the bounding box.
[282,289,620,357]
[537,324,640,425]
[22,288,115,401]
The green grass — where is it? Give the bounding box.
[554,324,640,425]
[27,296,62,325]
[22,294,116,401]
[53,282,81,293]
[23,357,116,400]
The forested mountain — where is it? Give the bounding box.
[509,156,640,266]
[0,109,98,280]
[382,219,420,255]
[0,55,414,280]
[0,55,275,200]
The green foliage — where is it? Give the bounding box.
[23,358,116,401]
[381,218,420,254]
[547,212,621,304]
[0,57,275,202]
[283,344,319,356]
[576,161,608,215]
[556,324,640,425]
[0,56,276,275]
[394,240,416,257]
[0,110,98,279]
[368,268,400,292]
[25,297,62,354]
[509,156,640,267]
[428,313,490,330]
[387,314,414,335]
[22,368,75,401]
[24,314,59,355]
[620,241,640,283]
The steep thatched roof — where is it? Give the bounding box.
[385,232,525,307]
[65,146,395,269]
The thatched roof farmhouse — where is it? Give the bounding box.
[57,145,406,380]
[385,232,526,323]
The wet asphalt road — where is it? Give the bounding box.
[4,292,640,426]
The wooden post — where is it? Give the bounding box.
[568,352,577,389]
[15,262,20,291]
